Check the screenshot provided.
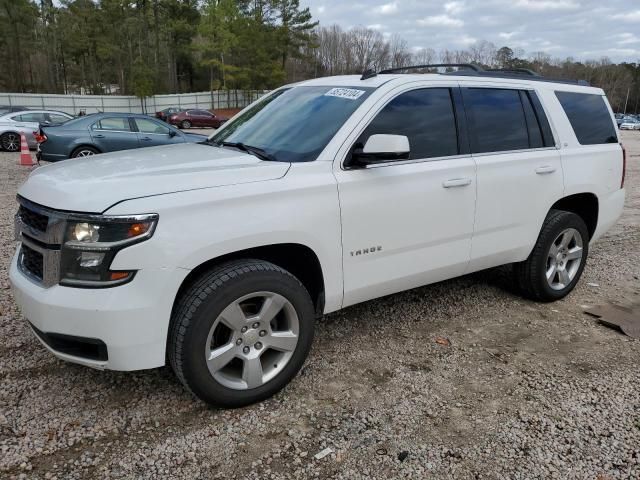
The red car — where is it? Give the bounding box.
[168,109,228,129]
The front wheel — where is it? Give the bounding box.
[180,120,191,129]
[514,209,589,301]
[168,259,315,408]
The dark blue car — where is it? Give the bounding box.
[37,112,208,162]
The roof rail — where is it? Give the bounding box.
[485,68,541,76]
[379,63,482,74]
[360,69,377,80]
[361,63,590,86]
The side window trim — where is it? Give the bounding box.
[518,90,538,148]
[527,90,555,147]
[451,86,470,155]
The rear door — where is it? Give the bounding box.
[133,117,185,147]
[461,84,564,271]
[89,116,140,152]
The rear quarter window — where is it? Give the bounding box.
[555,91,618,145]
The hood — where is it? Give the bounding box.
[18,143,290,212]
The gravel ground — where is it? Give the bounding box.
[1,132,639,479]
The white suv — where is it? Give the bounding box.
[10,65,626,407]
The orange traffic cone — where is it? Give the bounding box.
[19,133,34,166]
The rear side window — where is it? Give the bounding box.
[14,112,47,123]
[463,88,530,153]
[555,92,618,145]
[357,88,459,160]
[93,117,132,131]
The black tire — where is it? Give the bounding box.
[71,146,99,158]
[1,132,20,152]
[168,259,315,408]
[514,209,589,302]
[181,120,191,129]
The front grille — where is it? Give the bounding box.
[21,244,44,281]
[18,205,49,232]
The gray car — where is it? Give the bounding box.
[37,112,208,162]
[0,110,74,152]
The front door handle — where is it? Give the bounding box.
[443,178,472,188]
[535,165,556,175]
[141,136,152,141]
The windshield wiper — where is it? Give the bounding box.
[217,141,278,162]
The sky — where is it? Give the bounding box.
[302,0,640,63]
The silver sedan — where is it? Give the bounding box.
[0,110,73,152]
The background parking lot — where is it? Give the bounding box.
[1,132,639,479]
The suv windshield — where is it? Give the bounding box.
[210,86,373,163]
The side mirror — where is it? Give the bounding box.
[169,129,177,137]
[350,134,410,167]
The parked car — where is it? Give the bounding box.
[0,122,39,151]
[0,105,30,115]
[36,112,208,161]
[619,117,640,130]
[11,67,625,408]
[155,107,181,122]
[0,110,74,152]
[168,109,228,129]
[0,109,73,125]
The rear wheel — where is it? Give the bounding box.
[181,120,192,129]
[514,209,589,301]
[1,132,20,152]
[168,259,315,408]
[71,146,99,158]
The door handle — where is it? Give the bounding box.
[535,165,556,175]
[93,134,105,139]
[141,136,152,141]
[443,178,472,188]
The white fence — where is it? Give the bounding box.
[0,90,270,115]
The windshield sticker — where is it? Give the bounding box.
[324,88,366,100]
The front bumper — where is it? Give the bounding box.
[9,248,189,371]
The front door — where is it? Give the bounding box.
[133,117,184,147]
[335,86,477,307]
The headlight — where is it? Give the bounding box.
[60,214,158,287]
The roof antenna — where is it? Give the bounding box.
[360,69,377,80]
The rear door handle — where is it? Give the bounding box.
[443,178,472,188]
[535,165,556,174]
[93,134,105,139]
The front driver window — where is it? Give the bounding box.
[356,88,459,160]
[135,118,171,135]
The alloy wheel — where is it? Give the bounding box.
[75,150,95,157]
[546,228,583,290]
[204,291,299,390]
[2,133,20,152]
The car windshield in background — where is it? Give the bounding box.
[210,86,373,163]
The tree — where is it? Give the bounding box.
[496,46,514,68]
[199,0,238,89]
[272,0,317,70]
